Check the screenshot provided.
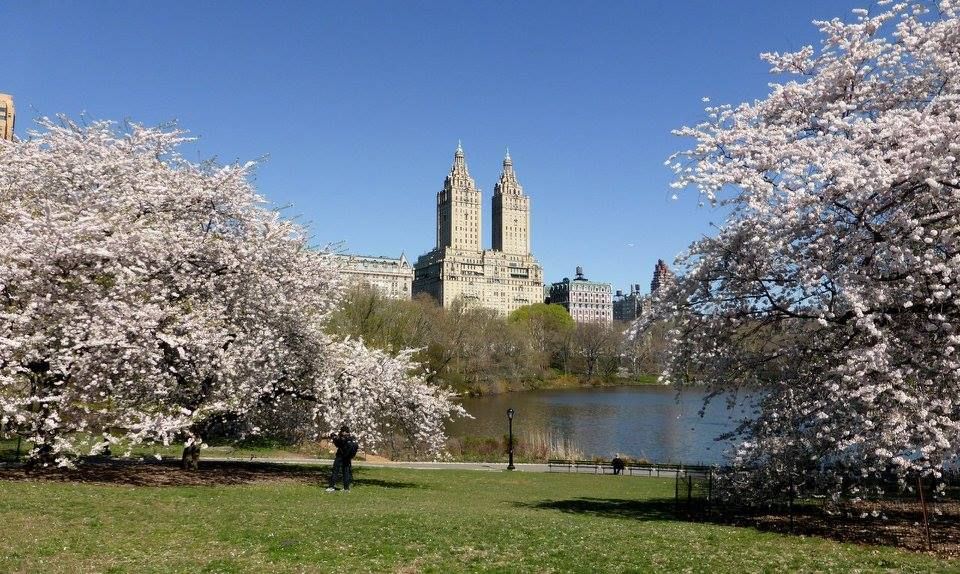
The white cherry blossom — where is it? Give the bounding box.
[0,118,464,466]
[660,2,960,496]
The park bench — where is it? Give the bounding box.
[548,459,714,477]
[576,460,639,474]
[576,459,618,473]
[574,459,599,473]
[625,463,679,477]
[546,459,608,473]
[625,463,713,477]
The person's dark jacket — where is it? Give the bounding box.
[332,433,356,460]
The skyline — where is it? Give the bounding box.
[3,0,869,292]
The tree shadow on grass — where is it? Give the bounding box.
[0,459,418,490]
[351,474,423,490]
[523,496,960,556]
[519,497,677,521]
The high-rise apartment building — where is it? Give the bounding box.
[0,94,14,141]
[492,151,530,255]
[650,259,675,295]
[414,145,544,316]
[436,143,482,252]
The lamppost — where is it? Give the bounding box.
[506,408,516,470]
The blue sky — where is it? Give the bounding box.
[5,1,868,292]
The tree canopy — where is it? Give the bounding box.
[327,290,646,393]
[508,303,575,332]
[0,118,463,466]
[662,2,960,496]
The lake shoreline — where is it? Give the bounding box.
[458,373,665,397]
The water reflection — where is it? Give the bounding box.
[445,386,754,465]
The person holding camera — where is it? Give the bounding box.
[326,425,359,492]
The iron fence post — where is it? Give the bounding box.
[675,470,679,514]
[707,470,713,518]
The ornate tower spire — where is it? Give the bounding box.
[446,141,476,191]
[436,143,482,251]
[492,149,531,255]
[494,149,523,196]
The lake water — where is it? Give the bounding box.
[445,386,755,465]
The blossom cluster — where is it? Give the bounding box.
[661,2,960,494]
[0,118,464,466]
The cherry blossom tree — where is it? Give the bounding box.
[662,1,960,498]
[0,118,464,467]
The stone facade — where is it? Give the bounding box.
[0,93,14,141]
[413,145,544,316]
[334,253,413,300]
[436,143,482,252]
[549,267,613,324]
[492,151,530,255]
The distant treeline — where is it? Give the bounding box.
[326,287,670,395]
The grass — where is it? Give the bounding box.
[625,373,660,385]
[0,463,954,573]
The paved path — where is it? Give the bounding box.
[202,457,699,478]
[204,456,549,473]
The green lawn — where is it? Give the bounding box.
[0,464,953,573]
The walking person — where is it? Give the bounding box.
[326,425,359,492]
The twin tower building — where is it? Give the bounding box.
[413,144,544,315]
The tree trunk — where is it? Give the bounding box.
[181,444,200,470]
[24,442,56,469]
[24,369,58,469]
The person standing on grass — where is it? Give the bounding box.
[326,425,359,492]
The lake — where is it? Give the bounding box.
[445,385,755,465]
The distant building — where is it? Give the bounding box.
[549,267,613,324]
[0,93,14,141]
[413,144,544,315]
[650,259,675,295]
[613,284,643,322]
[334,253,413,300]
[616,260,677,321]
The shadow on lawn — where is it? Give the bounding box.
[0,459,419,490]
[525,496,960,557]
[521,497,677,521]
[351,476,422,489]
